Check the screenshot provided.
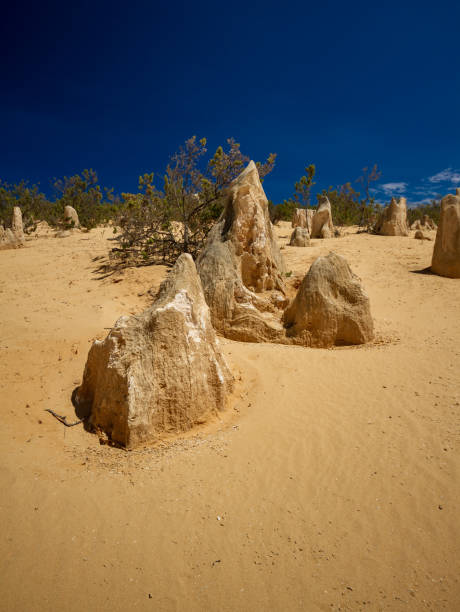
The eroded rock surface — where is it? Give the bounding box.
[74,254,233,448]
[375,197,409,236]
[411,215,437,231]
[12,207,25,242]
[64,206,80,228]
[311,196,334,238]
[292,208,306,229]
[292,208,314,233]
[289,227,310,247]
[0,207,25,250]
[431,193,460,278]
[414,229,431,241]
[197,161,287,343]
[283,252,374,347]
[306,209,314,233]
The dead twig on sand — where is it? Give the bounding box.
[45,409,85,427]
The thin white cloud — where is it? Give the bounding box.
[412,187,441,197]
[380,182,407,194]
[428,168,460,184]
[409,197,437,205]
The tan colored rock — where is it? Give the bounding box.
[34,221,53,238]
[197,161,287,343]
[198,165,374,348]
[311,196,334,238]
[74,253,233,448]
[292,208,306,229]
[289,227,311,247]
[411,215,437,232]
[283,252,374,347]
[0,226,17,250]
[0,208,25,250]
[12,207,25,243]
[306,209,314,233]
[431,193,460,278]
[414,229,431,241]
[292,209,313,233]
[64,205,80,228]
[422,215,437,230]
[375,197,409,236]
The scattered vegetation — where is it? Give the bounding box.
[316,181,381,228]
[0,148,447,268]
[271,164,382,228]
[0,170,118,233]
[271,164,316,222]
[53,169,119,230]
[112,137,276,265]
[0,180,52,232]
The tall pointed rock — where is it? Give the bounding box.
[197,161,287,343]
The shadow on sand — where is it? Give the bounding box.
[410,266,436,275]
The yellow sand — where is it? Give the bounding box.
[1,222,459,611]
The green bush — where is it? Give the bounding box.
[112,137,277,266]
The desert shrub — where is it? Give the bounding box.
[112,180,178,265]
[316,183,379,226]
[0,170,119,232]
[271,164,316,223]
[0,180,57,232]
[271,199,298,222]
[53,169,119,230]
[112,137,277,266]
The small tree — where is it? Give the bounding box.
[271,163,316,223]
[356,164,381,226]
[112,175,175,264]
[113,137,277,266]
[294,164,316,208]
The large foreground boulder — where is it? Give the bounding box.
[64,205,80,228]
[74,254,233,448]
[0,207,25,250]
[311,196,334,238]
[283,252,374,347]
[289,227,310,247]
[375,197,409,236]
[431,192,460,278]
[197,161,287,343]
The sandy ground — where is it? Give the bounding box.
[1,222,459,611]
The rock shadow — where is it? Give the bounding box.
[410,266,436,275]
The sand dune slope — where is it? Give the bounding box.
[1,224,459,611]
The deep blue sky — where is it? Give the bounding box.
[2,0,460,205]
